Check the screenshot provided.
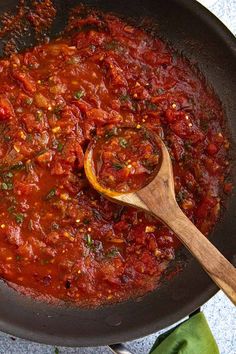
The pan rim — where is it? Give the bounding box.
[0,0,235,347]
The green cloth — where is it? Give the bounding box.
[150,312,219,354]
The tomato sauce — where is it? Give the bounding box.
[0,7,231,306]
[92,126,161,193]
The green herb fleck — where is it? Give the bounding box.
[53,106,63,119]
[120,94,130,102]
[36,110,43,121]
[36,148,48,157]
[45,188,56,200]
[4,135,11,142]
[89,44,96,51]
[106,248,119,258]
[25,97,33,105]
[1,182,13,190]
[8,205,16,213]
[16,255,22,261]
[176,190,187,204]
[105,127,118,139]
[1,183,8,190]
[85,234,93,247]
[14,213,24,224]
[57,142,64,152]
[83,218,90,225]
[26,134,33,142]
[157,88,164,94]
[51,139,63,152]
[4,172,13,178]
[51,222,59,230]
[74,90,84,100]
[131,101,138,112]
[119,138,128,148]
[55,348,59,354]
[28,219,34,230]
[184,140,192,150]
[146,102,157,111]
[10,161,25,171]
[112,162,123,170]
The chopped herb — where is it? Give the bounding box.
[10,161,25,171]
[105,127,118,139]
[36,148,48,157]
[25,97,33,105]
[106,248,119,258]
[131,101,138,112]
[176,190,187,204]
[157,88,164,94]
[51,222,59,230]
[55,347,59,354]
[28,219,34,230]
[119,138,128,148]
[120,94,130,102]
[8,205,16,213]
[16,255,22,261]
[53,106,63,119]
[1,182,13,190]
[52,139,63,152]
[36,110,43,121]
[85,234,93,247]
[146,102,157,111]
[26,134,33,142]
[184,140,192,149]
[89,44,96,51]
[112,162,123,170]
[4,172,13,178]
[57,142,64,152]
[74,90,84,100]
[14,213,24,224]
[4,135,11,142]
[45,188,56,200]
[83,218,90,225]
[142,159,156,171]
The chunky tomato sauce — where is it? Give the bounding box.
[92,126,161,193]
[0,7,231,306]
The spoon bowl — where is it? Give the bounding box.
[84,127,236,305]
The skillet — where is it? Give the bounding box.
[0,0,235,347]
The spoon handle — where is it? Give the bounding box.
[156,203,236,305]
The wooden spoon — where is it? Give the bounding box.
[84,130,236,305]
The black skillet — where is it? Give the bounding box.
[0,0,235,348]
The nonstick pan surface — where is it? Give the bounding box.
[0,0,235,347]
